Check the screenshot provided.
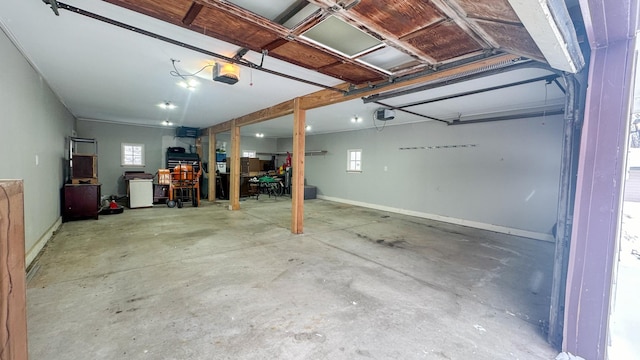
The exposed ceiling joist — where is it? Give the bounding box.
[104,0,581,86]
[182,2,203,26]
[56,2,345,92]
[301,53,522,109]
[10,0,581,135]
[207,53,522,134]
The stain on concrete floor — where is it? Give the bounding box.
[27,199,557,359]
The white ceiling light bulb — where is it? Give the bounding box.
[187,78,199,87]
[306,125,312,131]
[178,78,198,90]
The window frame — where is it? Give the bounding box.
[121,143,145,167]
[242,150,256,158]
[347,149,362,173]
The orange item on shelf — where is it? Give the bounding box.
[172,164,195,180]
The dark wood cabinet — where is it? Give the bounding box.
[63,184,101,222]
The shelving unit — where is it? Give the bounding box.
[256,150,327,157]
[69,137,98,183]
[64,137,100,221]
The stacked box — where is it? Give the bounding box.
[72,155,97,178]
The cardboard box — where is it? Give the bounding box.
[158,169,171,184]
[248,158,260,172]
[241,157,261,175]
[72,154,97,178]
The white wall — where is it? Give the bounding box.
[214,133,278,160]
[76,120,176,197]
[75,122,280,197]
[278,116,564,238]
[0,29,76,262]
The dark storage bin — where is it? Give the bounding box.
[168,147,185,153]
[304,185,317,200]
[175,127,200,138]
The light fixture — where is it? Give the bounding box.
[162,120,173,126]
[351,115,362,123]
[306,125,312,131]
[213,62,240,84]
[177,78,198,90]
[255,133,264,138]
[158,101,176,110]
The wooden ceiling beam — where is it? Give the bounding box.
[262,38,289,52]
[208,122,232,134]
[206,53,520,134]
[307,0,438,65]
[198,0,385,83]
[182,2,204,26]
[236,99,295,127]
[429,0,498,48]
[206,99,295,134]
[300,53,520,110]
[199,0,290,38]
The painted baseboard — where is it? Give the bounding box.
[316,195,554,242]
[26,216,62,267]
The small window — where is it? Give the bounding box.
[347,149,362,172]
[243,150,256,158]
[121,143,145,166]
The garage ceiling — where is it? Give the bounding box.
[104,0,561,83]
[0,0,583,137]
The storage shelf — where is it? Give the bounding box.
[69,137,98,183]
[257,150,327,156]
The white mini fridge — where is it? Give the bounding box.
[128,179,153,208]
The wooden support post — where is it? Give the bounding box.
[195,136,203,159]
[208,130,216,202]
[291,98,306,234]
[229,121,241,210]
[0,181,28,360]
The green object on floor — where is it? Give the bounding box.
[259,176,278,183]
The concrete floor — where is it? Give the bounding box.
[27,198,558,359]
